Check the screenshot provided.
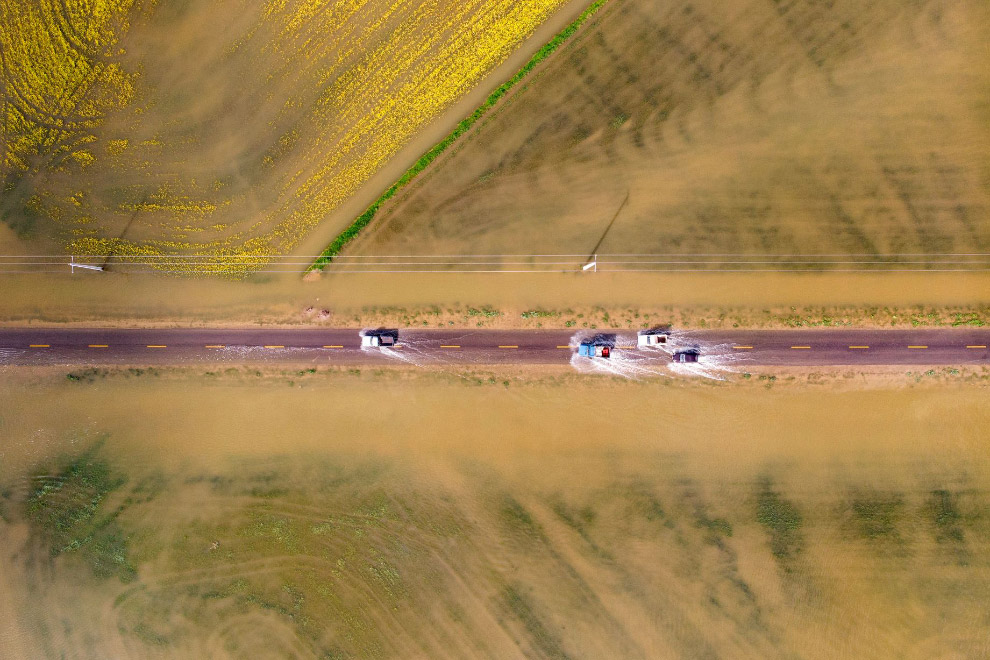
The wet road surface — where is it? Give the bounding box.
[0,328,987,366]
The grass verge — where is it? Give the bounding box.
[310,0,610,270]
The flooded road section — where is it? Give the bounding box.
[0,328,986,376]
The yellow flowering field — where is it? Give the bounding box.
[0,0,569,274]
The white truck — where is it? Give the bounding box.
[360,329,398,348]
[637,328,671,347]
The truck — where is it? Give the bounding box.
[672,348,701,363]
[637,327,671,347]
[360,328,398,348]
[578,333,616,358]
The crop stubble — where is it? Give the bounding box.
[0,375,989,658]
[350,0,990,263]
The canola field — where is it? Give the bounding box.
[0,0,569,274]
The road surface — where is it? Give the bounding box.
[0,328,987,367]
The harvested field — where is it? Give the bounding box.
[1,0,571,273]
[0,373,989,658]
[351,0,990,264]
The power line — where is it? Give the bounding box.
[1,253,989,274]
[3,253,990,258]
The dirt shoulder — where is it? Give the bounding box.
[5,362,988,392]
[1,270,986,330]
[1,301,986,332]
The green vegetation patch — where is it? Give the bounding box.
[503,585,571,660]
[755,479,803,563]
[500,494,547,543]
[521,309,560,319]
[467,306,502,318]
[848,492,903,541]
[26,445,136,581]
[696,512,733,542]
[312,0,611,268]
[951,313,986,327]
[550,497,612,560]
[929,490,965,544]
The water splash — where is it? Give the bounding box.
[361,332,435,368]
[570,349,668,380]
[666,339,751,380]
[216,345,315,361]
[0,348,27,365]
[569,330,750,380]
[373,345,428,367]
[568,331,669,380]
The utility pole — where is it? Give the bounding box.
[69,255,104,272]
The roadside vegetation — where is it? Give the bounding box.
[311,302,990,332]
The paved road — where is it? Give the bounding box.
[0,328,987,367]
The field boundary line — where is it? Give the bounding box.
[309,0,611,271]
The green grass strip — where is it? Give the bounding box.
[310,0,610,270]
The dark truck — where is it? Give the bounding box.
[672,348,701,363]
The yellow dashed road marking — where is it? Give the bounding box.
[205,345,225,349]
[557,345,572,349]
[147,345,167,348]
[323,345,344,348]
[88,344,108,348]
[264,345,285,349]
[966,345,986,349]
[908,345,928,349]
[733,346,753,350]
[498,345,518,349]
[790,346,811,349]
[29,344,49,348]
[440,345,460,348]
[849,346,869,349]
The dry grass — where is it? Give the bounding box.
[1,376,990,658]
[351,0,990,262]
[5,447,990,658]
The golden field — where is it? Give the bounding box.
[1,0,569,273]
